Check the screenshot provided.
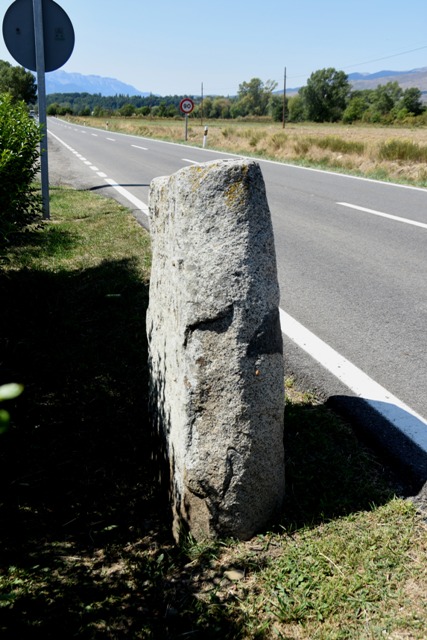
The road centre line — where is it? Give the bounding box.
[337,202,427,229]
[182,158,200,165]
[279,308,427,451]
[131,144,148,151]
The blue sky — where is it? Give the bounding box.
[1,0,427,95]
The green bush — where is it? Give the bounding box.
[378,139,427,163]
[0,93,42,243]
[314,135,365,154]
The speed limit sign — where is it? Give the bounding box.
[180,98,195,114]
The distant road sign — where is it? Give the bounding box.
[3,0,74,72]
[180,97,195,114]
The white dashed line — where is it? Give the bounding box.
[337,202,427,230]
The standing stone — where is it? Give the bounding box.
[147,158,284,541]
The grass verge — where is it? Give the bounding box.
[0,187,426,639]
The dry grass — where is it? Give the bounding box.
[69,116,427,187]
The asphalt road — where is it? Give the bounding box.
[47,118,427,481]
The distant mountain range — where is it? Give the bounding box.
[44,70,149,96]
[43,67,427,97]
[347,67,427,92]
[282,67,427,97]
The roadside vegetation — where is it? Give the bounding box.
[0,93,42,244]
[1,187,426,639]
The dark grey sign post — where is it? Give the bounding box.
[33,0,49,218]
[3,0,74,219]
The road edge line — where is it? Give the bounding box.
[279,308,427,454]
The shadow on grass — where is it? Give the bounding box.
[1,225,80,265]
[281,399,398,531]
[0,254,401,639]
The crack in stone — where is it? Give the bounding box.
[222,447,238,499]
[184,303,234,347]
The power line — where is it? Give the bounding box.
[341,44,427,71]
[287,44,427,81]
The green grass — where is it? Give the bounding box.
[247,500,425,639]
[0,187,426,639]
[310,135,365,155]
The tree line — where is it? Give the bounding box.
[45,70,427,125]
[1,59,426,125]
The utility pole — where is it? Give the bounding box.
[282,66,287,129]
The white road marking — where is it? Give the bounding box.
[337,202,427,230]
[90,166,99,171]
[131,144,148,151]
[279,308,427,451]
[97,171,108,178]
[182,158,200,165]
[91,133,98,137]
[107,138,115,142]
[103,179,149,216]
[49,131,74,152]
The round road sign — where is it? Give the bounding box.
[180,97,195,114]
[3,0,74,72]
